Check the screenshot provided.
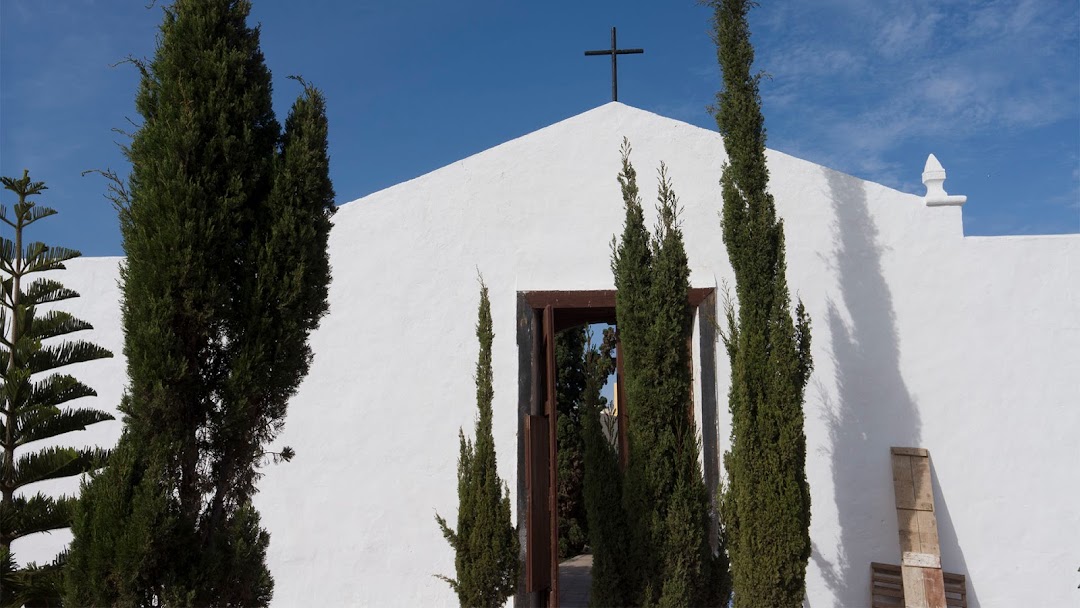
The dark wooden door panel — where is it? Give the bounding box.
[543,305,559,606]
[525,414,550,593]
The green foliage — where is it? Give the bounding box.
[1,546,67,608]
[0,171,114,606]
[579,327,629,607]
[556,414,586,558]
[66,439,169,605]
[0,547,13,606]
[610,143,727,606]
[650,164,711,608]
[709,1,815,605]
[64,1,335,604]
[555,327,588,559]
[611,139,655,605]
[435,279,520,608]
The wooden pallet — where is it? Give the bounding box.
[871,562,967,608]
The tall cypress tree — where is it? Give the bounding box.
[580,327,627,607]
[435,279,519,608]
[611,139,656,605]
[709,1,815,605]
[65,1,335,604]
[0,171,114,606]
[649,165,715,608]
[612,144,723,606]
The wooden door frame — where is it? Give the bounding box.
[514,288,717,608]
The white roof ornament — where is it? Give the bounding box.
[922,154,967,206]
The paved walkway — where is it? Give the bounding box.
[557,553,592,607]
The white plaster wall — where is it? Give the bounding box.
[12,103,1079,606]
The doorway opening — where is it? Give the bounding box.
[515,289,717,608]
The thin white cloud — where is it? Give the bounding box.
[752,0,1079,190]
[874,9,944,59]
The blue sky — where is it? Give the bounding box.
[2,1,1077,257]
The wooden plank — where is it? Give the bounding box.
[922,568,947,607]
[903,552,941,568]
[916,510,941,558]
[544,306,556,417]
[874,580,904,592]
[943,572,966,588]
[872,585,905,599]
[911,454,935,511]
[525,290,617,309]
[553,307,617,332]
[523,287,714,310]
[896,507,922,553]
[890,448,948,608]
[901,565,928,607]
[893,453,916,510]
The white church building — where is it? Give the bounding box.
[17,103,1080,606]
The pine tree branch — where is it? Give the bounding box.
[20,279,79,308]
[11,446,110,492]
[17,206,58,229]
[26,340,112,375]
[0,492,76,542]
[0,206,15,229]
[24,310,93,342]
[16,405,113,447]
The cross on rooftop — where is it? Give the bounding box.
[584,27,644,102]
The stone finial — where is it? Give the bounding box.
[922,154,967,207]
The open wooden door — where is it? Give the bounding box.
[525,306,559,606]
[543,305,559,606]
[525,413,550,594]
[517,289,714,606]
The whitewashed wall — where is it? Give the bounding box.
[14,103,1079,606]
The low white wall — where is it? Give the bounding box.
[14,104,1079,606]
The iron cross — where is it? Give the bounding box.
[584,27,644,102]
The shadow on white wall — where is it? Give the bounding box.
[809,167,979,607]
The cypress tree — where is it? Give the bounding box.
[649,165,715,608]
[0,171,114,606]
[709,1,815,605]
[580,327,627,607]
[611,139,656,604]
[65,1,335,604]
[435,279,519,608]
[612,144,724,605]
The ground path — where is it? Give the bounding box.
[557,554,592,607]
